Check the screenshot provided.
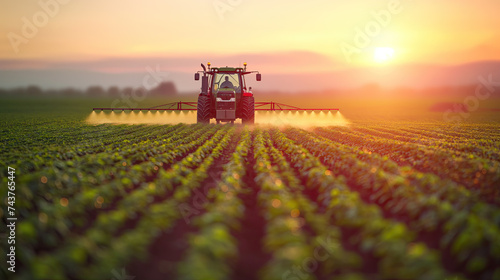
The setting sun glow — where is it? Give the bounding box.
[374,47,395,63]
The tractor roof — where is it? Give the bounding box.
[212,66,244,72]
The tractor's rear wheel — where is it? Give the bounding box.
[241,96,255,125]
[197,95,211,124]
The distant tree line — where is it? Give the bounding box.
[0,81,178,97]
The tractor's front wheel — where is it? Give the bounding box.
[241,96,255,125]
[197,95,211,124]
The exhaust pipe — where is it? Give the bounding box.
[200,63,208,96]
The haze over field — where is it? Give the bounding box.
[1,0,500,92]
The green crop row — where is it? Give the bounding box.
[284,127,500,278]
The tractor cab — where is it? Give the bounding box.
[195,63,261,124]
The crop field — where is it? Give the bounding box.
[1,99,500,280]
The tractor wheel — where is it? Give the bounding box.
[241,96,255,125]
[197,95,211,124]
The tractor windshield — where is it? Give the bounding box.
[213,73,241,93]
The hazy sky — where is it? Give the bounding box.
[1,0,499,90]
[2,1,500,63]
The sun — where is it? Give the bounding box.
[374,47,395,63]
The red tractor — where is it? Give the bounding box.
[92,63,339,117]
[195,63,261,124]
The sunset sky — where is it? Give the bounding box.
[1,0,500,90]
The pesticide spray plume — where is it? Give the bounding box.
[86,110,198,125]
[255,111,350,128]
[86,110,349,127]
